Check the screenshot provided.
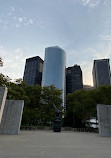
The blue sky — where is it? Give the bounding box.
[0,0,111,85]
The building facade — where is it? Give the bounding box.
[42,46,66,109]
[92,59,111,88]
[23,56,43,86]
[66,65,83,94]
[83,85,94,90]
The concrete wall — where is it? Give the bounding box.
[97,104,111,137]
[0,100,24,134]
[0,87,7,123]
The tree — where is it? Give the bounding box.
[14,78,23,85]
[0,57,3,67]
[96,85,111,105]
[7,83,30,106]
[38,85,63,125]
[21,84,63,126]
[25,84,42,108]
[65,89,97,127]
[0,73,63,126]
[0,73,12,86]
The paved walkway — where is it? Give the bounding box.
[0,130,111,158]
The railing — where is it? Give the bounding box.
[21,126,52,130]
[21,126,98,133]
[62,127,98,133]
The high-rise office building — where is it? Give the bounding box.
[66,65,83,94]
[92,59,111,88]
[42,46,66,109]
[23,56,43,86]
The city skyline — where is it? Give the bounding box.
[0,0,111,86]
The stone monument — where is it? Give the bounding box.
[0,100,24,134]
[53,104,61,132]
[97,104,111,137]
[0,87,7,123]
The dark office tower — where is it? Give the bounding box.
[66,65,83,94]
[92,59,111,88]
[23,56,43,86]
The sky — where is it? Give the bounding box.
[0,0,111,86]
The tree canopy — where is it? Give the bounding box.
[0,74,63,126]
[1,73,111,127]
[65,85,111,127]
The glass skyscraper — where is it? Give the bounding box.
[42,46,66,109]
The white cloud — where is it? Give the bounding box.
[14,16,17,20]
[29,19,34,24]
[0,46,26,80]
[93,45,111,59]
[18,17,23,22]
[0,12,41,29]
[78,0,105,8]
[11,6,15,12]
[16,24,20,28]
[100,34,111,41]
[0,6,42,30]
[0,46,45,81]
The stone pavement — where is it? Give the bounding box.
[0,130,111,158]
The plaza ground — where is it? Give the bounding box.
[0,130,111,158]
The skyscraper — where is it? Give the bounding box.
[42,46,66,109]
[92,59,111,88]
[23,56,43,86]
[66,65,83,94]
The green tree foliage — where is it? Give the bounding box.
[0,73,12,86]
[0,74,63,126]
[65,90,94,127]
[66,89,96,121]
[65,86,111,127]
[21,84,42,125]
[95,85,111,105]
[1,72,111,127]
[0,57,3,67]
[22,85,62,126]
[39,85,63,125]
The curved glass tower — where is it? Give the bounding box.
[42,46,66,108]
